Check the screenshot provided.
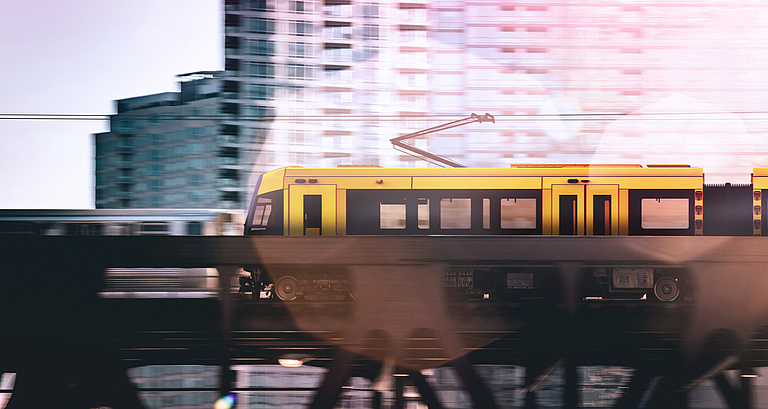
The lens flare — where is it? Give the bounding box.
[213,394,236,409]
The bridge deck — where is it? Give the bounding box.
[2,235,768,408]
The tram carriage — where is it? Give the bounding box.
[242,164,768,302]
[0,209,245,298]
[244,164,764,237]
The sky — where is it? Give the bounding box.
[0,1,222,208]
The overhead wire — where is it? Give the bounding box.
[2,111,768,122]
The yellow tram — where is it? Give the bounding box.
[245,164,709,237]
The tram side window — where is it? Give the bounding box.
[641,198,689,229]
[418,198,429,229]
[140,223,169,235]
[483,198,490,229]
[65,223,104,236]
[186,222,203,236]
[441,198,471,229]
[501,198,537,229]
[380,203,406,229]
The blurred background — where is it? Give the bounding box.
[3,0,768,210]
[3,0,768,408]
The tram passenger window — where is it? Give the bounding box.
[641,198,689,229]
[380,203,406,229]
[501,198,537,229]
[140,223,169,235]
[186,222,203,236]
[418,198,429,229]
[441,198,471,229]
[483,198,490,229]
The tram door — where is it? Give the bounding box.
[288,184,337,236]
[552,185,619,235]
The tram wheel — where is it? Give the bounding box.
[654,277,680,302]
[275,276,298,301]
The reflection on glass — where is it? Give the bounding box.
[380,203,406,229]
[641,198,689,229]
[441,198,471,229]
[501,198,537,229]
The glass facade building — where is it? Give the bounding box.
[94,72,245,209]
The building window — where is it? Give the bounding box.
[117,137,132,149]
[400,29,426,42]
[323,24,352,40]
[116,120,134,133]
[290,0,313,14]
[246,39,275,56]
[361,45,379,61]
[246,84,277,100]
[287,64,314,80]
[245,0,273,12]
[363,2,379,18]
[363,24,379,40]
[323,46,352,62]
[245,62,275,78]
[325,91,353,104]
[289,20,314,36]
[246,17,275,34]
[323,3,353,18]
[289,42,313,58]
[244,105,272,120]
[150,180,161,191]
[285,85,311,102]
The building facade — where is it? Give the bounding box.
[95,71,246,209]
[223,0,768,188]
[428,0,768,183]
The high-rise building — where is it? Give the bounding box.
[224,0,768,187]
[223,0,441,201]
[427,0,768,183]
[95,71,246,209]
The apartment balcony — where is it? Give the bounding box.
[321,68,354,85]
[322,26,353,41]
[323,4,354,19]
[321,49,354,65]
